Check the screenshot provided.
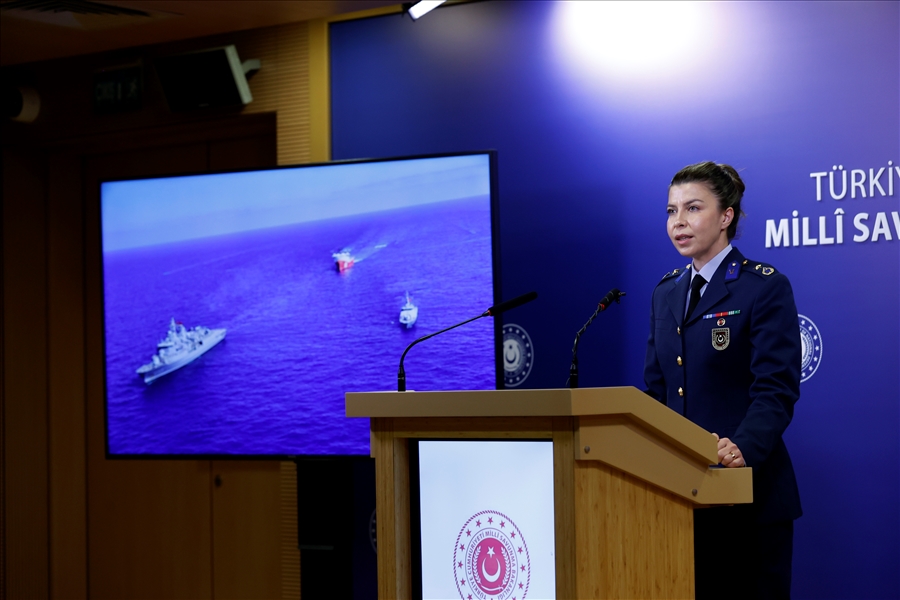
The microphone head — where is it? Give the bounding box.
[598,288,625,310]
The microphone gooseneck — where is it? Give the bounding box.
[398,314,485,392]
[568,288,625,389]
[398,291,538,392]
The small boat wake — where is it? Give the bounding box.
[331,241,390,272]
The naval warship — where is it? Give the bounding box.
[136,318,227,384]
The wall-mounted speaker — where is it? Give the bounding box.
[154,45,259,112]
[2,85,40,123]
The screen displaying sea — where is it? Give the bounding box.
[103,194,495,456]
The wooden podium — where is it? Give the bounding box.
[346,387,752,599]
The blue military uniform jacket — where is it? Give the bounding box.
[644,247,802,523]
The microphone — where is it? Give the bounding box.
[398,291,538,392]
[568,288,625,388]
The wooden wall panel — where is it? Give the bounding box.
[211,461,282,600]
[240,22,312,166]
[208,133,277,172]
[279,462,301,600]
[3,147,50,600]
[86,460,214,600]
[47,151,88,600]
[2,11,326,598]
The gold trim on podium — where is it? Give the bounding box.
[347,387,752,599]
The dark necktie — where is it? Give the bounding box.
[686,275,706,321]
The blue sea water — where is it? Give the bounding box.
[104,196,495,456]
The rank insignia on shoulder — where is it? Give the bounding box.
[662,264,693,280]
[752,263,777,275]
[660,268,680,282]
[725,260,740,282]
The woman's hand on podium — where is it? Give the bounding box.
[712,432,745,467]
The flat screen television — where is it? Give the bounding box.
[100,151,501,458]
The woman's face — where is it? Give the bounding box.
[667,182,733,269]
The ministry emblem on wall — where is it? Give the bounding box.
[798,314,823,382]
[503,324,534,387]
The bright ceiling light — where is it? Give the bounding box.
[408,0,446,21]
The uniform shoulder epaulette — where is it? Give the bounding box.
[742,258,777,277]
[660,264,691,282]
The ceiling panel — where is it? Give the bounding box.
[1,0,399,66]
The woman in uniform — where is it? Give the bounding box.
[643,161,802,599]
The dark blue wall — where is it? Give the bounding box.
[330,2,900,597]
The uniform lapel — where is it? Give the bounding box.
[666,267,691,326]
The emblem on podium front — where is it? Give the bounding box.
[503,324,534,387]
[454,510,531,600]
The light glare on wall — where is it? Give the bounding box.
[552,1,712,82]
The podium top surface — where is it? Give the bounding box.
[346,387,715,460]
[348,386,666,419]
